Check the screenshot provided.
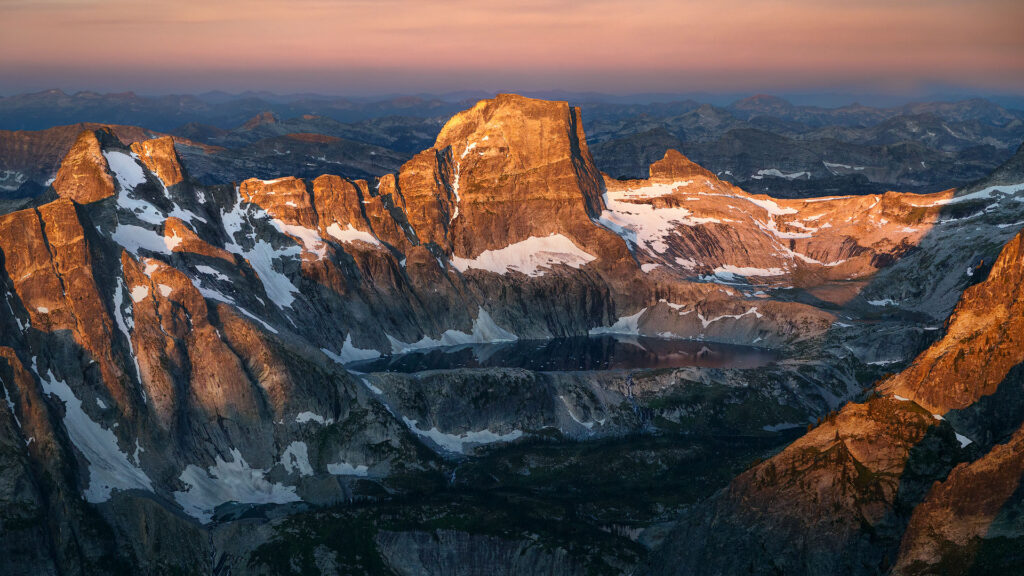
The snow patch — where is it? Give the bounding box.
[326,223,382,247]
[280,442,313,476]
[675,257,698,269]
[321,334,381,364]
[450,234,596,277]
[910,182,1024,208]
[221,197,301,308]
[752,169,809,181]
[762,422,803,432]
[697,307,762,328]
[194,265,230,282]
[129,285,149,303]
[867,298,899,307]
[113,279,143,387]
[35,364,153,502]
[327,461,369,476]
[173,448,300,524]
[103,151,147,191]
[295,411,334,426]
[712,265,785,281]
[112,224,171,256]
[271,219,326,259]
[388,308,516,353]
[597,185,722,254]
[589,308,646,335]
[955,432,973,448]
[402,417,523,454]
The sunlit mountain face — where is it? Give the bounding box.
[2,1,1024,574]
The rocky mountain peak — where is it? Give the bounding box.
[968,140,1024,189]
[240,110,278,130]
[51,128,116,203]
[883,227,1024,413]
[130,135,184,187]
[415,93,608,257]
[648,149,717,181]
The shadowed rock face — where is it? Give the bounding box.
[893,423,1024,575]
[646,222,1024,575]
[883,230,1024,413]
[0,94,1022,573]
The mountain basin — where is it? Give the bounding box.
[347,335,779,373]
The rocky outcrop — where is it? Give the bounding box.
[647,226,1024,575]
[240,111,278,131]
[164,217,235,262]
[2,94,1023,574]
[129,136,184,187]
[893,423,1024,575]
[0,199,131,407]
[51,130,115,203]
[883,230,1024,413]
[647,149,717,181]
[407,94,624,263]
[0,122,214,198]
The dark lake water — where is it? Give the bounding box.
[348,335,778,373]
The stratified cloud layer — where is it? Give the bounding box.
[1,0,1022,94]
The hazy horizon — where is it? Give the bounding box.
[4,86,1024,111]
[2,0,1022,99]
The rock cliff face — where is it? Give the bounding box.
[646,221,1024,576]
[129,136,184,187]
[0,122,213,199]
[893,423,1024,575]
[1,94,1023,573]
[51,130,116,203]
[883,230,1024,413]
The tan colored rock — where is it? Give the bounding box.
[120,253,182,426]
[216,304,295,420]
[164,217,234,263]
[650,227,1024,574]
[603,150,955,291]
[0,200,129,408]
[0,347,65,466]
[648,149,717,181]
[884,229,1024,413]
[130,136,184,187]
[311,174,391,249]
[0,122,216,190]
[401,94,620,261]
[239,176,317,229]
[126,256,264,423]
[893,425,1024,574]
[51,129,115,203]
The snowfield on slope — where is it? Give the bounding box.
[450,234,596,277]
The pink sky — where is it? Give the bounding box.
[1,0,1022,95]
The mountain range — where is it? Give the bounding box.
[2,90,1022,211]
[1,93,1023,574]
